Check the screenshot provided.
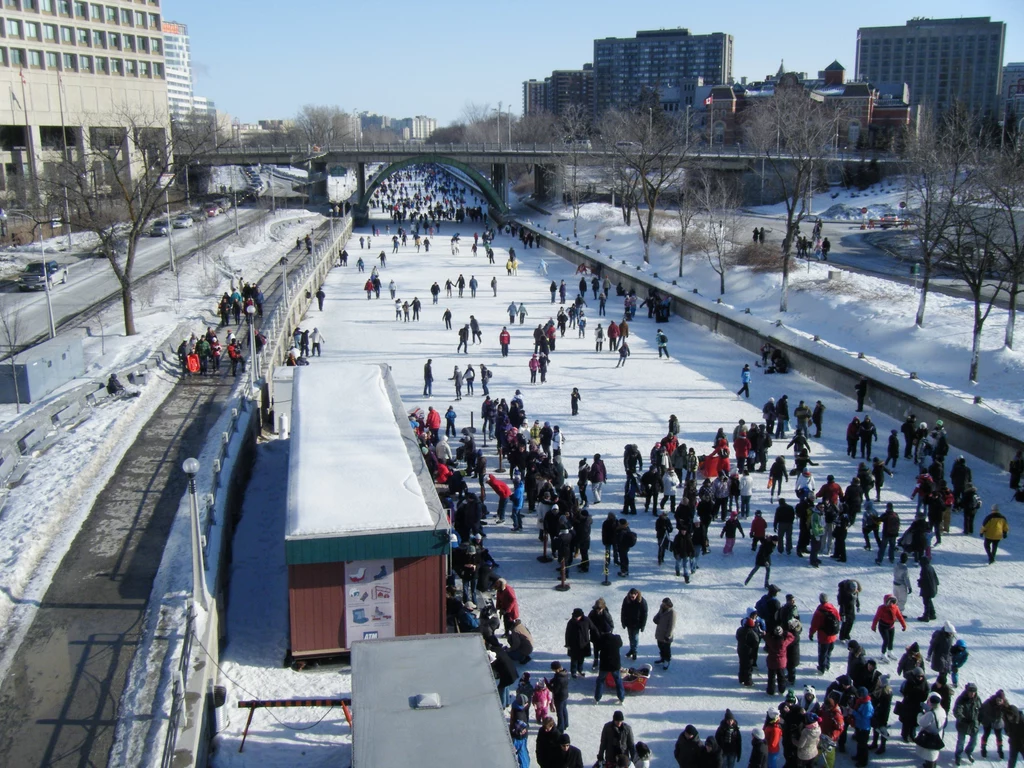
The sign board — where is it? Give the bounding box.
[899,201,906,209]
[860,207,868,214]
[345,559,396,644]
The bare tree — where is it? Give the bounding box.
[512,112,558,144]
[0,298,26,413]
[558,105,593,238]
[666,167,701,278]
[900,107,976,327]
[695,170,743,295]
[983,146,1024,348]
[600,108,691,262]
[744,86,838,311]
[294,105,355,148]
[45,106,221,335]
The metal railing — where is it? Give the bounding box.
[159,604,195,768]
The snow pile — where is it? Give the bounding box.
[818,202,902,221]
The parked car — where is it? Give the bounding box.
[148,220,170,237]
[19,260,68,291]
[172,214,194,229]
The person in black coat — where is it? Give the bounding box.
[536,717,562,768]
[716,709,743,768]
[588,598,615,671]
[675,724,702,768]
[547,662,570,732]
[602,512,620,566]
[698,736,724,768]
[574,509,593,572]
[917,556,939,621]
[594,633,625,703]
[598,711,636,765]
[855,377,868,412]
[736,617,761,686]
[556,732,585,768]
[564,609,595,678]
[491,647,519,708]
[748,728,768,768]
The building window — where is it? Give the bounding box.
[73,0,85,17]
[105,5,115,22]
[848,120,861,145]
[25,22,40,39]
[58,0,70,15]
[6,19,23,37]
[124,58,134,75]
[119,8,129,24]
[78,53,90,71]
[110,56,121,74]
[134,10,143,27]
[60,25,72,42]
[150,37,160,54]
[10,47,26,66]
[41,0,53,10]
[25,0,39,9]
[89,2,99,19]
[62,51,75,69]
[4,0,20,9]
[45,50,57,67]
[137,36,147,52]
[94,54,106,72]
[76,28,88,44]
[29,49,43,68]
[91,29,103,46]
[148,12,158,28]
[108,31,118,48]
[123,33,134,51]
[138,59,147,76]
[44,23,56,40]
[152,60,161,77]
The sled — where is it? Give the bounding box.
[187,354,200,373]
[605,664,652,694]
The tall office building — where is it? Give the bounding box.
[522,78,547,116]
[546,65,593,116]
[162,20,213,119]
[0,0,169,197]
[855,17,1006,119]
[1003,62,1024,121]
[593,28,733,116]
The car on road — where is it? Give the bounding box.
[19,260,68,291]
[148,220,170,237]
[878,215,901,229]
[172,214,194,229]
[204,204,221,218]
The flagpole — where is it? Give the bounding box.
[57,73,72,251]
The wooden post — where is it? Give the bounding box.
[239,704,258,752]
[601,549,611,586]
[537,532,553,563]
[555,558,571,591]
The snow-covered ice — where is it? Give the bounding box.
[210,183,1023,768]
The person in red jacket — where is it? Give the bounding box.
[495,578,519,634]
[734,431,752,467]
[809,592,842,675]
[870,594,907,661]
[425,406,441,440]
[488,473,513,523]
[816,475,844,507]
[751,510,769,550]
[764,625,796,695]
[499,327,511,357]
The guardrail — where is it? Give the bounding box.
[199,142,898,165]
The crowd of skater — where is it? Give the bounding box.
[339,166,1019,768]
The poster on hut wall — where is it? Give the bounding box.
[344,559,395,644]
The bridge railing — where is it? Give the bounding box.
[200,143,893,164]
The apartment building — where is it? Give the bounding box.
[856,17,1006,119]
[593,28,733,116]
[0,0,169,197]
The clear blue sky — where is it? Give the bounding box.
[166,0,1024,125]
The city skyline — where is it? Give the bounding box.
[168,0,1024,126]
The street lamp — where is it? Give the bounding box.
[182,457,209,611]
[280,256,290,316]
[245,303,258,388]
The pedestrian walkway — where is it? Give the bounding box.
[0,374,234,767]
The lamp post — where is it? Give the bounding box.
[38,223,56,339]
[245,303,258,388]
[182,457,208,611]
[280,255,290,322]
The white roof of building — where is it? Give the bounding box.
[285,363,438,539]
[352,636,515,768]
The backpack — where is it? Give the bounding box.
[623,529,638,549]
[821,610,840,636]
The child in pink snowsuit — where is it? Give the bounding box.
[532,679,552,724]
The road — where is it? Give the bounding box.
[738,211,1024,309]
[2,207,264,346]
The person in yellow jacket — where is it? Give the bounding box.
[980,505,1009,564]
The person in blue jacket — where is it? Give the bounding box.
[738,364,752,399]
[510,479,526,532]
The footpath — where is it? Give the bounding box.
[0,373,235,767]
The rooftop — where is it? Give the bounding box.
[351,636,515,768]
[285,363,440,540]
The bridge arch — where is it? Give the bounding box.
[360,155,509,215]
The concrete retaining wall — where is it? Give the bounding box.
[518,221,1024,471]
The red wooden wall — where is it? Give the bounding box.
[289,555,446,657]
